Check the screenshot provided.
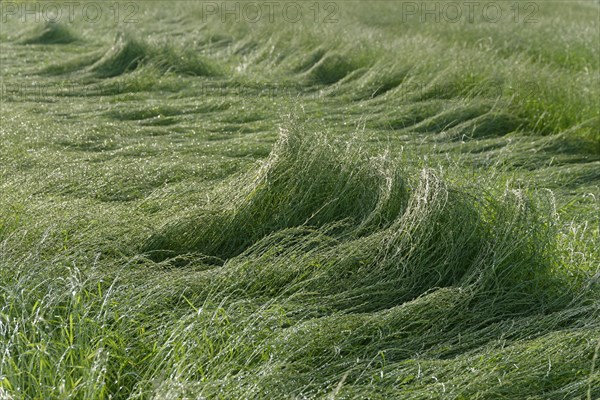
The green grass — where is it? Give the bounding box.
[1,1,599,398]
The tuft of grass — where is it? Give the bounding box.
[18,22,79,45]
[88,33,148,78]
[142,124,408,261]
[43,33,223,79]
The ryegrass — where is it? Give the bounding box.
[0,1,599,399]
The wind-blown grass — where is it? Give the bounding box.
[17,22,79,45]
[40,31,223,78]
[0,1,598,399]
[2,127,598,399]
[143,126,408,261]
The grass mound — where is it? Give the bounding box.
[43,32,222,78]
[292,48,327,73]
[304,52,369,85]
[88,33,148,78]
[142,125,408,261]
[143,126,564,310]
[349,63,409,100]
[18,22,78,45]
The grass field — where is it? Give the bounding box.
[1,1,599,398]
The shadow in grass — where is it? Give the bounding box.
[304,53,365,85]
[449,112,524,140]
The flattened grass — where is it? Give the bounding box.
[0,1,598,398]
